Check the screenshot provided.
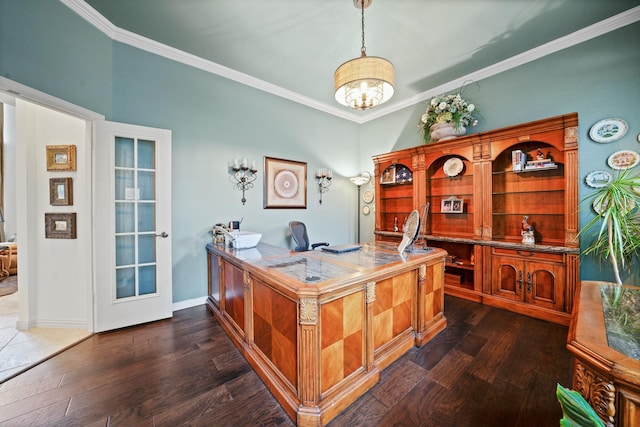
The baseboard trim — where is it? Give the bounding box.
[15,319,88,331]
[172,296,208,312]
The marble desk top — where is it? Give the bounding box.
[208,241,441,285]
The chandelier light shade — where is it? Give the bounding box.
[334,0,395,110]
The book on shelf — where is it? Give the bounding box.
[512,150,526,171]
[524,159,557,170]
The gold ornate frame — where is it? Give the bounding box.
[46,145,76,171]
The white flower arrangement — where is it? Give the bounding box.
[419,92,478,143]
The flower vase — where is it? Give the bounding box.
[430,122,466,142]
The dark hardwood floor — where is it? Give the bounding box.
[0,296,572,426]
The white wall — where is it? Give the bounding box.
[15,99,92,330]
[2,102,16,241]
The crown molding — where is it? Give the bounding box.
[60,1,640,124]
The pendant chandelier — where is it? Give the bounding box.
[334,0,395,110]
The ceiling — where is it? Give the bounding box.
[72,0,640,122]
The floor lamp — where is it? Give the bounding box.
[350,173,371,243]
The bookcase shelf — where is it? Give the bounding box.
[373,113,580,325]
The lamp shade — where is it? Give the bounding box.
[335,55,395,110]
[350,175,370,186]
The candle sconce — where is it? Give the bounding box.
[315,168,332,204]
[229,158,258,205]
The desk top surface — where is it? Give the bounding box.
[207,241,445,285]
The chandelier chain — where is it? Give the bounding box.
[360,1,366,56]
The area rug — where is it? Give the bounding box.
[0,275,17,297]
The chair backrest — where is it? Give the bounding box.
[289,221,310,251]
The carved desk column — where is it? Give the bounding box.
[365,281,376,373]
[298,297,321,424]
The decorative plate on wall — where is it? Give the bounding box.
[585,170,613,188]
[589,118,628,143]
[363,190,374,204]
[593,194,635,215]
[607,150,640,170]
[443,157,464,177]
[362,205,370,215]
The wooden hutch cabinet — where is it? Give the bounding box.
[373,113,580,325]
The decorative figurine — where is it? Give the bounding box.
[521,215,535,245]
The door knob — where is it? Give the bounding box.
[156,232,169,238]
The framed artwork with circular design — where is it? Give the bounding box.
[264,156,307,209]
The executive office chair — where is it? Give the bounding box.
[289,221,329,252]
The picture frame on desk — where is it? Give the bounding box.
[46,145,76,171]
[264,156,307,209]
[49,177,73,206]
[44,212,77,239]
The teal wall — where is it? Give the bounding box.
[110,44,361,301]
[1,0,360,302]
[360,22,640,284]
[0,0,113,114]
[1,1,639,297]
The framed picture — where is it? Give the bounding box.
[264,156,307,209]
[45,213,77,239]
[381,165,396,184]
[49,177,73,206]
[46,145,76,171]
[441,197,464,214]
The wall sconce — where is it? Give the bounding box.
[315,168,332,204]
[229,158,258,205]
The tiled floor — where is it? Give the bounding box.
[0,287,91,383]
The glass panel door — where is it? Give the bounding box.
[114,137,157,300]
[95,120,171,333]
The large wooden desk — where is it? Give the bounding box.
[206,241,447,426]
[566,281,640,427]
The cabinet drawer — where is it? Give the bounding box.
[492,247,564,262]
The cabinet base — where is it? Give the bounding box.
[482,294,571,326]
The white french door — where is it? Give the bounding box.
[94,121,172,332]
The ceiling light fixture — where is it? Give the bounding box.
[334,0,395,110]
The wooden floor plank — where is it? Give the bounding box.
[0,296,572,426]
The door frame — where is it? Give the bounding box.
[1,76,103,331]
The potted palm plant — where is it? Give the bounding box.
[578,168,640,285]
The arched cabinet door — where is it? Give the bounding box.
[491,249,565,312]
[491,255,523,301]
[526,261,565,311]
